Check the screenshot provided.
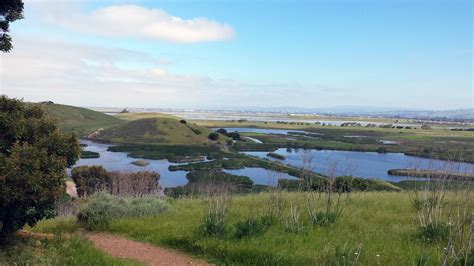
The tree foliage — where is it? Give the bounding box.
[0,0,24,52]
[208,132,219,141]
[0,96,81,241]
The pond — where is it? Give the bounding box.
[73,140,297,187]
[243,148,474,182]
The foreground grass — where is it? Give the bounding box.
[0,236,141,265]
[88,192,470,265]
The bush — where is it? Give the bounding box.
[77,192,167,230]
[200,196,229,237]
[0,96,80,241]
[208,132,219,141]
[418,222,450,242]
[234,218,266,239]
[180,119,187,124]
[71,165,110,197]
[201,211,227,237]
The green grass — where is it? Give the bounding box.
[90,192,471,265]
[42,103,123,136]
[108,144,228,163]
[29,191,473,265]
[0,236,141,265]
[90,117,227,145]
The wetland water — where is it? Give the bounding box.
[221,127,474,182]
[76,129,474,186]
[73,140,296,188]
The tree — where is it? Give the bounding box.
[208,132,219,141]
[0,96,81,242]
[1,0,24,52]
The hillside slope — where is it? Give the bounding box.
[42,104,123,136]
[89,117,219,145]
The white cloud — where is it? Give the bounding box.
[0,36,338,109]
[25,1,235,43]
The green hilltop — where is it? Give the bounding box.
[89,117,217,145]
[41,103,123,136]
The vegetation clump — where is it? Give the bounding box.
[200,195,230,237]
[208,132,219,141]
[131,159,150,166]
[165,170,254,197]
[234,217,267,239]
[71,166,161,197]
[267,152,286,160]
[77,192,167,230]
[80,150,100,159]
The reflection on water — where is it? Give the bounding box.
[244,148,474,182]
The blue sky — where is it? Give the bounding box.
[1,0,472,110]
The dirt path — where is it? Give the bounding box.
[86,233,210,266]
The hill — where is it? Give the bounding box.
[41,104,123,136]
[89,117,219,145]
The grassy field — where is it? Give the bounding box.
[31,191,473,265]
[42,104,123,136]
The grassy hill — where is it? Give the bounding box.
[41,104,123,136]
[89,117,220,145]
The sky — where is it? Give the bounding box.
[0,0,472,110]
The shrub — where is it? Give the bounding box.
[418,222,450,242]
[71,165,110,197]
[109,171,161,197]
[234,218,266,239]
[0,96,80,241]
[77,192,167,230]
[216,128,228,135]
[201,211,227,237]
[180,119,187,124]
[71,166,161,197]
[208,132,219,141]
[200,195,229,237]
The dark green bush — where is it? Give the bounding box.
[418,222,450,242]
[208,132,219,141]
[234,218,266,239]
